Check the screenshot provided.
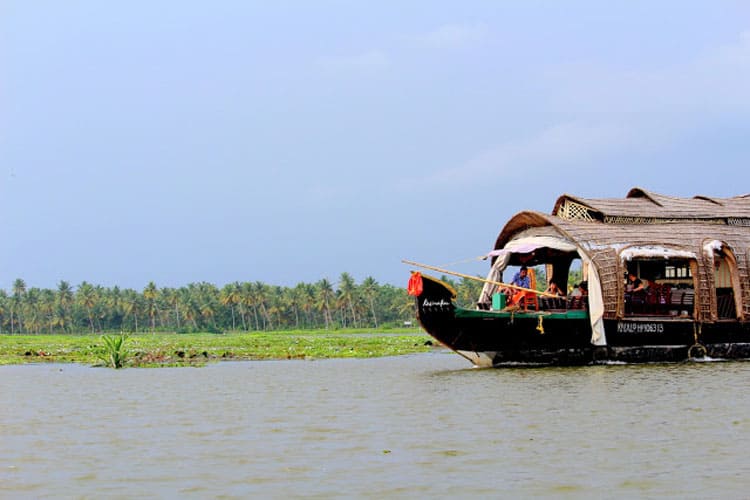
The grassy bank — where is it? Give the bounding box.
[0,329,434,367]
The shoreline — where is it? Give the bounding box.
[0,330,432,367]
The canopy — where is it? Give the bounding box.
[481,232,606,346]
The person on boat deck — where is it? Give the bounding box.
[505,266,531,305]
[626,272,644,293]
[570,281,588,297]
[545,282,564,296]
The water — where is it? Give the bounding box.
[2,352,750,498]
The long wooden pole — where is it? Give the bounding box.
[401,259,558,298]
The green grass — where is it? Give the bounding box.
[0,329,433,367]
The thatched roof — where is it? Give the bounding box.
[494,212,749,254]
[552,187,750,220]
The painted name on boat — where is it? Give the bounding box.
[616,322,665,334]
[422,299,451,309]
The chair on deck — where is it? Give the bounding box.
[518,268,539,311]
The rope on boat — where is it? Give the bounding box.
[688,343,707,359]
[689,322,706,359]
[536,315,545,334]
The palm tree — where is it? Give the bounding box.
[76,282,99,333]
[360,276,379,328]
[252,281,271,330]
[143,281,159,334]
[179,286,200,330]
[297,283,316,328]
[315,278,335,330]
[338,272,358,328]
[39,289,56,333]
[122,289,141,333]
[240,282,257,331]
[10,278,27,333]
[57,281,74,332]
[23,287,41,334]
[161,287,180,330]
[0,290,8,333]
[196,282,219,330]
[220,283,241,331]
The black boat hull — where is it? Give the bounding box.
[414,273,750,366]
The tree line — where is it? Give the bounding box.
[0,273,485,335]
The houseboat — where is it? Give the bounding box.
[407,188,750,366]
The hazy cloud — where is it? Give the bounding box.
[314,50,390,74]
[403,121,635,190]
[410,23,489,49]
[544,30,750,114]
[400,29,750,192]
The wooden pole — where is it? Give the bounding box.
[401,259,558,298]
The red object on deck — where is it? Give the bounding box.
[407,272,423,296]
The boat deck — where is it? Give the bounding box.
[456,308,589,320]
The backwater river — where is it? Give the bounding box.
[2,350,750,498]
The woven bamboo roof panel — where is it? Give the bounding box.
[552,187,750,220]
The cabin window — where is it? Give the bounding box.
[624,258,695,318]
[664,263,692,279]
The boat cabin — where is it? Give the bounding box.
[479,188,750,343]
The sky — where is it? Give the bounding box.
[2,1,750,291]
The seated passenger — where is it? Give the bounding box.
[504,266,531,306]
[545,282,564,296]
[626,272,644,293]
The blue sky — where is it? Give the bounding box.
[2,1,750,290]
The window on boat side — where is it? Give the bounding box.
[623,258,695,318]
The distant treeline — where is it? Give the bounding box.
[0,273,485,334]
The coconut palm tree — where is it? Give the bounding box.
[76,282,99,333]
[161,287,180,330]
[360,276,379,328]
[57,281,74,332]
[23,287,41,334]
[338,272,358,328]
[315,278,335,330]
[39,288,56,333]
[10,278,27,333]
[252,281,272,330]
[0,290,8,333]
[220,283,241,331]
[143,281,159,334]
[240,282,258,331]
[122,289,141,333]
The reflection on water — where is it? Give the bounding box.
[2,352,750,498]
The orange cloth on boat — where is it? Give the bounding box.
[407,272,423,296]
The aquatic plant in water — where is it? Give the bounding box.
[97,334,128,369]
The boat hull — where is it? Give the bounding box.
[414,274,750,367]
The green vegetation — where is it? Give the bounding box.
[96,334,128,369]
[0,272,489,335]
[0,272,486,367]
[0,330,433,367]
[0,274,425,335]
